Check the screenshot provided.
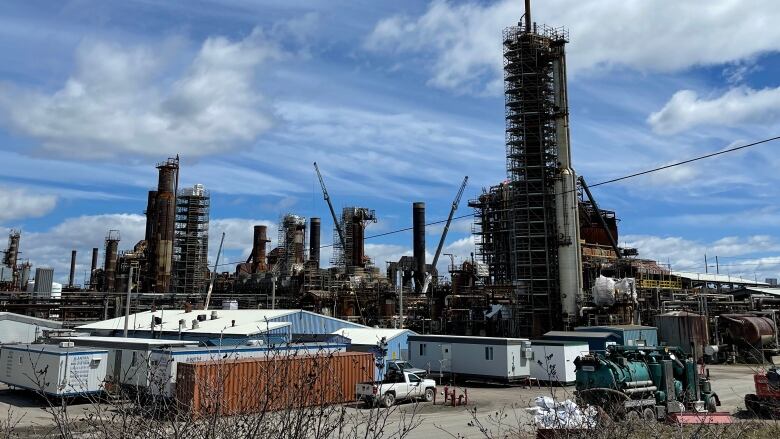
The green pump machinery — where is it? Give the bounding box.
[574,345,719,420]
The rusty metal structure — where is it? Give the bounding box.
[251,225,270,273]
[173,184,210,297]
[1,230,21,290]
[68,250,77,288]
[102,230,120,292]
[144,156,179,293]
[279,214,306,276]
[89,247,99,290]
[332,207,376,270]
[308,217,321,269]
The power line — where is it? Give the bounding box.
[588,135,780,188]
[211,135,779,268]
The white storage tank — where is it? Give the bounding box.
[408,335,531,383]
[0,343,108,396]
[529,340,588,385]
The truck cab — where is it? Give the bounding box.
[386,360,427,378]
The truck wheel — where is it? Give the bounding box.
[745,394,760,415]
[625,411,640,422]
[642,408,656,421]
[424,388,434,402]
[706,395,717,413]
[381,392,396,408]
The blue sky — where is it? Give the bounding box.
[1,0,779,284]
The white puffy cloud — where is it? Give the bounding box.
[0,186,56,222]
[623,234,780,280]
[366,0,780,94]
[648,87,780,135]
[0,28,280,159]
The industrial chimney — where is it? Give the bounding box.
[412,202,426,292]
[103,230,120,292]
[154,158,178,293]
[68,250,77,288]
[89,247,98,290]
[251,225,270,273]
[309,217,321,268]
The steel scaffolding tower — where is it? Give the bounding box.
[503,23,569,337]
[174,184,210,297]
[331,207,376,269]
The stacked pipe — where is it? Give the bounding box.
[413,202,426,292]
[104,234,119,292]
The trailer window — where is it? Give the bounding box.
[419,344,427,356]
[485,347,494,361]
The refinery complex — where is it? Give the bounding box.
[0,1,777,436]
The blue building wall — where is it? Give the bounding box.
[347,331,411,380]
[267,311,364,334]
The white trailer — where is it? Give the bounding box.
[408,335,531,383]
[529,340,588,384]
[149,342,347,397]
[55,336,198,389]
[0,343,108,397]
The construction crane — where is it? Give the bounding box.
[313,162,366,324]
[314,162,347,261]
[421,176,468,296]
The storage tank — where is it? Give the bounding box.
[655,311,708,357]
[721,314,776,346]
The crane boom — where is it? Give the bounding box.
[313,162,347,255]
[421,176,468,295]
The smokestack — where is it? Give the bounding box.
[251,225,269,273]
[104,230,120,292]
[309,217,321,268]
[413,202,426,291]
[90,247,98,289]
[153,158,178,293]
[68,250,77,288]
[524,0,532,32]
[351,217,365,268]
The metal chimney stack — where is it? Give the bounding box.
[412,202,426,292]
[251,225,270,273]
[309,217,321,268]
[104,230,120,292]
[68,250,77,288]
[89,247,98,290]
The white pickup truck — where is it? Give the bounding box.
[356,371,436,407]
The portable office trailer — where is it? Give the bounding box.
[574,325,658,347]
[408,335,531,383]
[55,336,198,389]
[529,340,588,384]
[0,344,107,396]
[541,331,621,352]
[149,342,347,397]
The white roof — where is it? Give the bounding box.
[744,287,780,297]
[0,312,62,328]
[672,271,769,286]
[76,309,298,337]
[332,328,414,346]
[54,336,198,347]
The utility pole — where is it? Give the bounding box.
[123,265,134,337]
[204,232,225,311]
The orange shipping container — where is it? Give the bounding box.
[176,351,373,416]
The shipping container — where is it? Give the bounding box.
[0,343,108,396]
[176,351,373,416]
[149,342,347,397]
[408,335,531,383]
[529,340,588,384]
